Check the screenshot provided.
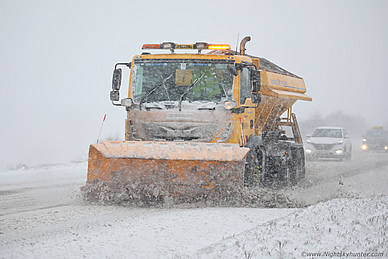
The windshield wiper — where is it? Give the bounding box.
[219,83,229,99]
[139,74,173,110]
[178,71,206,111]
[145,106,162,110]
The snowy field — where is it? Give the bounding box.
[0,149,387,258]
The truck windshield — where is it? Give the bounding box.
[131,59,234,104]
[366,129,388,138]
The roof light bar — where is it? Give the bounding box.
[161,42,175,49]
[141,44,161,49]
[208,44,231,50]
[141,42,231,51]
[195,42,208,50]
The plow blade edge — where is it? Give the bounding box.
[87,141,250,196]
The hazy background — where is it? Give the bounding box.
[1,0,387,170]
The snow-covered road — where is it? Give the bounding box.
[0,150,387,258]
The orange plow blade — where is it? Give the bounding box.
[86,141,249,203]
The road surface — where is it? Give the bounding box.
[1,148,387,258]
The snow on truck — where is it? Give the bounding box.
[85,36,312,204]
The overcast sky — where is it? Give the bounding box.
[1,0,387,170]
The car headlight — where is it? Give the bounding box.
[337,140,344,144]
[335,150,343,154]
[307,140,311,143]
[362,138,367,142]
[305,148,312,153]
[361,144,368,150]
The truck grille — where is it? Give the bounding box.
[312,143,334,150]
[143,122,216,142]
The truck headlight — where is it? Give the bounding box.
[121,98,133,108]
[224,100,237,110]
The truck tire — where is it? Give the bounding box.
[244,136,306,188]
[290,145,305,185]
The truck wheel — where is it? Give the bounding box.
[289,151,297,186]
[262,156,288,188]
[297,148,306,181]
[290,146,305,185]
[300,151,306,180]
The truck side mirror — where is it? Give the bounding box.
[112,68,122,90]
[227,64,239,76]
[251,70,261,92]
[110,90,120,101]
[251,92,261,104]
[250,70,261,104]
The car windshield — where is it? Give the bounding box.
[312,128,343,138]
[131,59,234,104]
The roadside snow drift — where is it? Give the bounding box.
[197,195,388,258]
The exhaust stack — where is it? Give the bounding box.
[240,36,251,55]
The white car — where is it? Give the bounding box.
[305,127,352,160]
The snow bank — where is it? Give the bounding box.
[197,195,388,258]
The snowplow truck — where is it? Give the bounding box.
[87,36,312,202]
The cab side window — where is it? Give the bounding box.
[240,68,250,104]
